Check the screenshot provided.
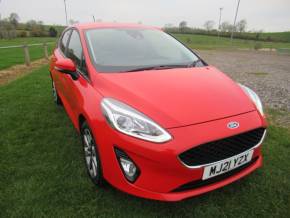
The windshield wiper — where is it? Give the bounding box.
[125,59,203,72]
[187,59,202,67]
[126,64,190,72]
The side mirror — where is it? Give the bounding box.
[55,58,79,80]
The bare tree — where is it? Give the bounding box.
[37,21,45,31]
[26,20,37,30]
[26,19,46,37]
[220,21,230,32]
[236,19,247,33]
[0,18,16,39]
[204,20,215,32]
[220,21,236,33]
[179,21,187,32]
[8,12,20,28]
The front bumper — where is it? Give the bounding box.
[93,110,267,201]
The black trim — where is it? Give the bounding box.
[58,28,72,57]
[114,147,140,183]
[69,28,91,82]
[179,128,265,167]
[172,156,258,192]
[54,66,79,80]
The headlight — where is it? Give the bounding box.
[239,84,264,116]
[101,98,172,143]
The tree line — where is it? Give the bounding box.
[0,13,60,39]
[164,20,278,42]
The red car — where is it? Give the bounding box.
[50,22,267,201]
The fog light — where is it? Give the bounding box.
[115,148,140,182]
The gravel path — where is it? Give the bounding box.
[198,50,290,112]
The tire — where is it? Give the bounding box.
[51,80,62,106]
[80,121,104,186]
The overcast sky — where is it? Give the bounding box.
[1,0,289,32]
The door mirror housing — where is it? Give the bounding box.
[55,58,79,80]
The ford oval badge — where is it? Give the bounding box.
[227,121,239,129]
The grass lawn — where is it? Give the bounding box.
[0,66,290,218]
[247,31,290,43]
[173,33,290,50]
[0,37,57,70]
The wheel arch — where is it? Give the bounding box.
[78,114,87,132]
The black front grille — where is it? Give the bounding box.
[179,128,265,167]
[172,157,258,192]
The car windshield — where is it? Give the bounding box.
[85,28,202,73]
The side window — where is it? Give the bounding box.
[59,30,71,54]
[67,30,88,77]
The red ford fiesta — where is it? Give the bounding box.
[50,22,267,201]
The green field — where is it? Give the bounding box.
[0,66,290,217]
[0,37,57,70]
[173,33,290,50]
[245,31,290,43]
[261,32,290,42]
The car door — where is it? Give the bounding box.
[62,29,90,123]
[51,29,72,99]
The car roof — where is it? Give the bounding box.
[71,22,161,31]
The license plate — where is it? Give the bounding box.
[202,150,254,180]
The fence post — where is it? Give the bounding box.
[43,43,49,60]
[23,45,30,66]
